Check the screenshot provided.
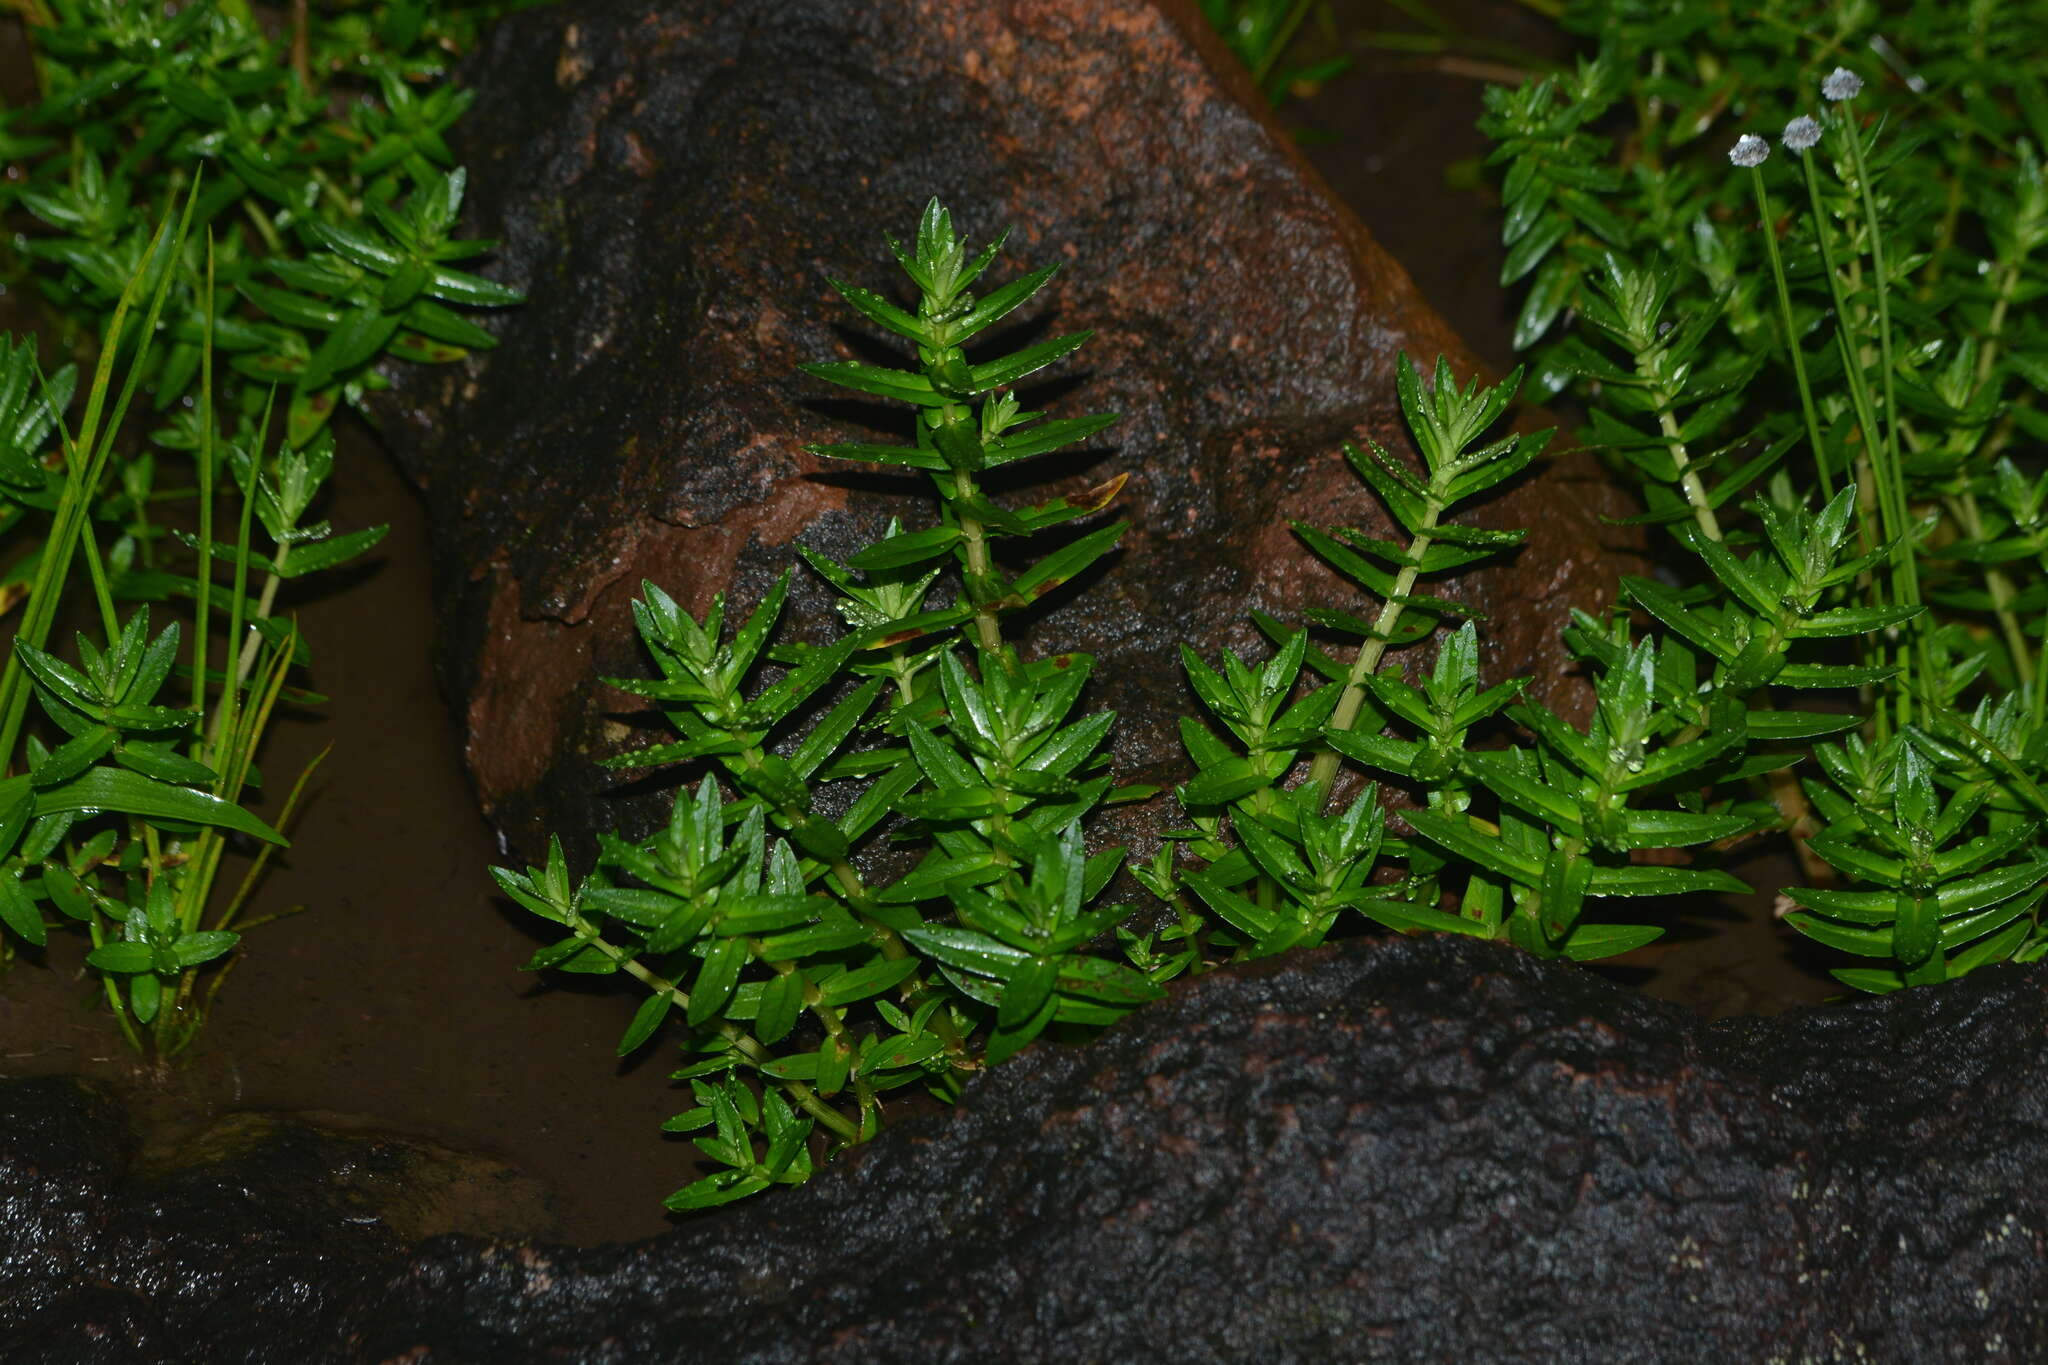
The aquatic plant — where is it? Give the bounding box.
[0,1,524,1054]
[1482,3,2048,989]
[496,197,1729,1210]
[504,7,2048,1212]
[3,0,524,448]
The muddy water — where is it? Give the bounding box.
[0,436,690,1244]
[0,1,1838,1249]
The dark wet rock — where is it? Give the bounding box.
[367,0,1637,866]
[4,937,2045,1361]
[130,1109,557,1245]
[0,1076,554,1361]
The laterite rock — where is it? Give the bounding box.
[366,0,1635,864]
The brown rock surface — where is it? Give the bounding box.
[369,0,1634,861]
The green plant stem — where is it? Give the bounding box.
[82,898,144,1052]
[3,194,195,764]
[162,629,294,1040]
[289,0,311,88]
[785,962,877,1133]
[949,462,1004,655]
[1647,388,1725,542]
[232,539,291,682]
[711,671,972,1066]
[1799,146,1919,726]
[307,166,359,219]
[238,198,287,256]
[209,743,326,933]
[72,512,121,644]
[207,420,264,767]
[886,647,916,706]
[0,224,166,768]
[1949,492,2034,686]
[1920,164,1968,295]
[1844,120,1899,436]
[1749,164,1831,497]
[1840,101,1911,581]
[1979,270,2019,383]
[579,921,861,1143]
[1307,500,1443,797]
[1799,152,1890,545]
[820,846,970,1063]
[192,237,217,721]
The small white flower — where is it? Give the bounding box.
[1729,134,1770,167]
[1782,116,1823,151]
[1822,67,1863,101]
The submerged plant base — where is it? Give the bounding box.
[5,934,2042,1361]
[0,433,690,1246]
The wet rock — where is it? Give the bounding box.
[367,0,1636,865]
[132,1110,557,1245]
[0,1077,554,1361]
[5,937,2045,1361]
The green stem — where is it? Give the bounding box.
[307,166,358,220]
[239,198,287,256]
[784,961,877,1134]
[724,710,970,1067]
[73,510,121,645]
[1950,493,2033,686]
[1800,146,1917,726]
[1647,387,1724,542]
[949,461,1004,655]
[192,238,217,721]
[1840,103,1906,547]
[1749,164,1831,497]
[209,743,326,933]
[1800,151,1889,546]
[83,896,145,1053]
[289,0,310,89]
[206,441,263,766]
[823,847,969,1064]
[1306,499,1444,798]
[886,646,916,707]
[232,539,290,683]
[180,623,294,954]
[0,244,161,768]
[580,921,861,1143]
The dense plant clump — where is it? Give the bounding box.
[494,204,1165,1206]
[4,0,524,447]
[506,7,2048,1210]
[1481,0,2048,988]
[0,1,522,1054]
[497,197,1733,1209]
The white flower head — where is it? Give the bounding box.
[1783,116,1823,151]
[1729,134,1770,168]
[1822,67,1863,101]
